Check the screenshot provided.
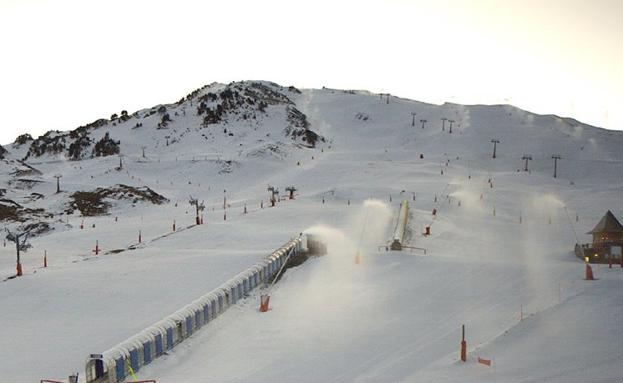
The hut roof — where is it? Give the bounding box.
[588,210,623,234]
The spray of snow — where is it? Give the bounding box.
[275,199,392,346]
[348,199,392,253]
[297,90,333,139]
[454,104,471,133]
[522,111,535,127]
[519,192,568,302]
[449,185,486,214]
[301,199,391,271]
[570,124,584,139]
[303,224,357,272]
[588,137,598,152]
[528,192,565,218]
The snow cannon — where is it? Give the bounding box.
[390,201,409,251]
[303,234,327,257]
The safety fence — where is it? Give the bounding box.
[85,236,303,383]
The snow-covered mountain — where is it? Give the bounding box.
[6,81,323,161]
[1,81,622,382]
[2,80,621,237]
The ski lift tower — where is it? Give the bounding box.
[53,174,62,193]
[285,186,297,200]
[267,186,279,206]
[189,196,205,225]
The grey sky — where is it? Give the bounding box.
[0,0,621,144]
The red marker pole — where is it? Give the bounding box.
[44,250,47,268]
[138,230,142,244]
[460,324,467,362]
[173,220,176,231]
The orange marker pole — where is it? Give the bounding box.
[259,294,270,312]
[477,357,491,367]
[585,263,594,280]
[460,324,467,362]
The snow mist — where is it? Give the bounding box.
[274,199,392,347]
[349,199,393,255]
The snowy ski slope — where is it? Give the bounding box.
[0,81,622,382]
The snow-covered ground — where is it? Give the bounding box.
[1,82,622,382]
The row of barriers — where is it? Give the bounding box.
[85,236,304,383]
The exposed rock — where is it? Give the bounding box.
[285,106,324,148]
[67,185,168,216]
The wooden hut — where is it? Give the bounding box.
[575,210,623,263]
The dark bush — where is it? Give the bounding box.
[92,132,120,157]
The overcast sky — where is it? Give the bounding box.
[0,0,621,145]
